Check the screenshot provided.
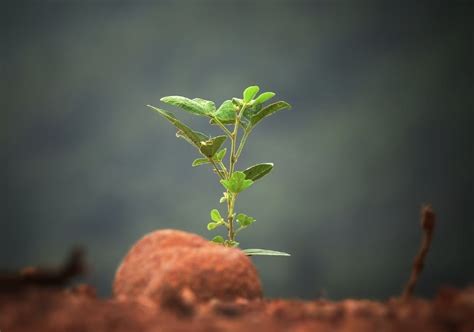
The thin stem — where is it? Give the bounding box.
[225,103,247,243]
[227,193,237,242]
[235,129,251,162]
[218,161,228,177]
[212,117,233,138]
[235,226,244,234]
[209,158,225,179]
[229,104,246,175]
[229,131,238,175]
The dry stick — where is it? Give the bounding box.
[401,205,436,301]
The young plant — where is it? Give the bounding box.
[147,86,291,256]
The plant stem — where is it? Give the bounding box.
[213,117,233,138]
[225,103,247,243]
[229,128,238,175]
[209,159,225,179]
[235,129,251,162]
[227,193,236,242]
[218,161,228,177]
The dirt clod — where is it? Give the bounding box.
[113,229,262,304]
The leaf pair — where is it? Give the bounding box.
[220,172,253,194]
[211,235,239,247]
[243,86,275,105]
[242,86,291,129]
[236,213,255,228]
[207,209,225,230]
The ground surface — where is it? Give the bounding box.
[1,285,473,332]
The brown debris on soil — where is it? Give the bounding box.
[0,247,85,292]
[402,205,436,301]
[113,230,262,304]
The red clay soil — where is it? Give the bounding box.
[1,229,473,331]
[1,285,473,332]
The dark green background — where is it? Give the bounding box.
[3,1,473,299]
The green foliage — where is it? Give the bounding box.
[199,135,227,158]
[212,100,236,124]
[211,235,225,244]
[250,101,291,127]
[242,249,291,257]
[220,171,253,193]
[160,96,214,116]
[149,85,292,257]
[215,148,227,162]
[236,213,255,227]
[192,158,210,167]
[254,92,275,105]
[210,209,224,222]
[243,86,259,103]
[243,163,273,181]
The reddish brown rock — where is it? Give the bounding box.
[113,229,262,304]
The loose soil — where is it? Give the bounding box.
[2,223,472,332]
[1,284,473,332]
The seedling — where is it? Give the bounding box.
[147,86,291,256]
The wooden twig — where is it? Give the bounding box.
[0,247,86,292]
[401,205,436,301]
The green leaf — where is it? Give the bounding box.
[160,96,211,116]
[241,104,261,124]
[253,92,275,105]
[243,86,260,103]
[232,98,244,108]
[180,129,208,142]
[207,222,219,230]
[215,148,227,162]
[250,101,292,127]
[193,98,216,114]
[236,213,256,227]
[211,235,225,244]
[192,158,210,167]
[220,171,254,193]
[212,100,236,124]
[242,249,291,257]
[210,209,223,222]
[147,105,202,147]
[243,163,273,181]
[199,135,227,158]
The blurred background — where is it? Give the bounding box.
[2,1,473,300]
